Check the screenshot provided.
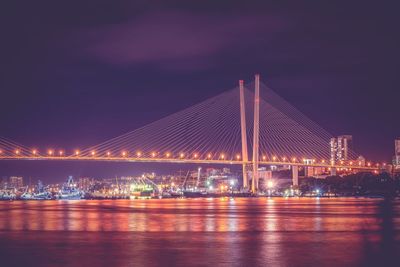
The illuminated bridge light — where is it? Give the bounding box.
[15,149,20,155]
[292,157,296,163]
[122,151,127,157]
[59,150,63,156]
[262,155,266,160]
[32,149,37,155]
[321,159,326,164]
[272,156,276,161]
[236,154,241,160]
[193,153,198,159]
[207,153,212,159]
[75,150,80,156]
[358,161,362,166]
[367,162,371,167]
[136,151,142,157]
[349,161,353,165]
[180,153,185,158]
[282,157,286,162]
[151,152,156,157]
[166,152,171,158]
[220,154,225,160]
[48,150,53,156]
[107,151,111,156]
[91,151,96,156]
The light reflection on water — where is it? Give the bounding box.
[0,198,399,266]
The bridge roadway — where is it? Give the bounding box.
[0,155,379,171]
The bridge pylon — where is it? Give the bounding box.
[239,80,249,189]
[251,74,260,193]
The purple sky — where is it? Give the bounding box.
[0,1,399,182]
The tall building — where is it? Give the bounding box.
[330,135,353,163]
[394,139,400,169]
[9,176,23,188]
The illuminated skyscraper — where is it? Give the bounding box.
[330,135,353,163]
[394,139,400,169]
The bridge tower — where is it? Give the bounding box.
[252,74,260,193]
[239,80,249,189]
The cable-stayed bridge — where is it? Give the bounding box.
[0,75,380,192]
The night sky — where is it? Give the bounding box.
[1,1,399,182]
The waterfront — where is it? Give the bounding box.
[0,198,399,266]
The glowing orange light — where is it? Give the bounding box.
[236,154,241,160]
[272,156,276,161]
[180,153,184,158]
[282,157,286,161]
[32,149,37,155]
[166,152,170,158]
[349,161,353,165]
[262,155,266,160]
[15,149,20,155]
[0,150,3,154]
[48,150,53,156]
[107,151,111,156]
[292,157,296,162]
[340,161,344,165]
[194,153,198,158]
[91,151,95,156]
[367,162,371,167]
[207,153,212,159]
[321,159,326,163]
[75,150,80,156]
[151,152,156,157]
[59,150,63,156]
[220,154,225,159]
[136,151,142,157]
[358,161,362,166]
[122,151,127,157]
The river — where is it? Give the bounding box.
[0,198,399,266]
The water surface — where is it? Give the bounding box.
[0,198,399,266]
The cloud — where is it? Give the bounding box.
[78,11,289,70]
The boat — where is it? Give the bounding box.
[21,181,53,200]
[0,189,16,200]
[183,190,207,198]
[57,176,83,200]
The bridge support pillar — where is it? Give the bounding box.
[239,80,249,189]
[292,165,299,186]
[252,74,260,193]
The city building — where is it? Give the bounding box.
[9,176,24,188]
[330,135,353,163]
[394,138,400,169]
